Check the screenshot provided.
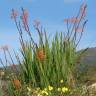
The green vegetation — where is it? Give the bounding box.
[1,3,96,96]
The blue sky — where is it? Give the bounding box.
[0,0,96,52]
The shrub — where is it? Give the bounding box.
[0,3,89,96]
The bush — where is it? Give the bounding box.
[0,3,89,96]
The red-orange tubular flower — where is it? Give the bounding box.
[64,18,69,22]
[21,9,29,31]
[0,45,9,50]
[11,64,17,69]
[74,27,84,32]
[11,9,18,19]
[80,3,87,18]
[12,79,21,89]
[70,17,80,23]
[21,9,28,25]
[64,17,80,23]
[33,19,41,28]
[36,49,46,61]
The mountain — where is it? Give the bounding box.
[77,47,96,84]
[80,47,96,66]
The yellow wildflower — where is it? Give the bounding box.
[48,85,53,91]
[62,87,68,93]
[41,90,48,95]
[36,87,40,91]
[57,88,61,92]
[37,94,42,96]
[27,87,31,92]
[60,79,64,83]
[44,88,47,91]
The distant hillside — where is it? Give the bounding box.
[80,47,96,66]
[77,47,96,84]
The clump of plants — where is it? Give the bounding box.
[0,3,91,96]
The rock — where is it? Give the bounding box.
[87,83,96,96]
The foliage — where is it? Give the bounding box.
[0,3,91,96]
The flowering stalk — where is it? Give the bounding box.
[64,3,87,49]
